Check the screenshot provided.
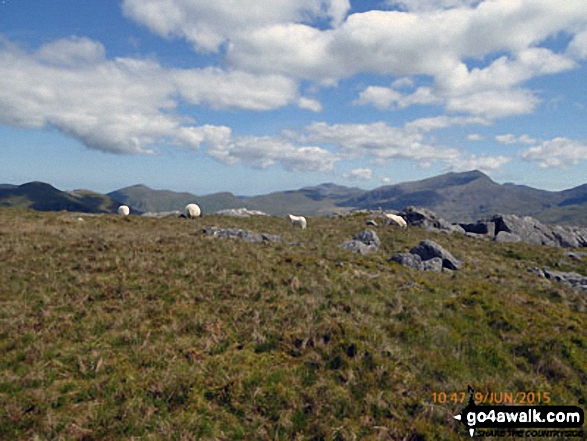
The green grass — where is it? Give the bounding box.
[0,208,585,440]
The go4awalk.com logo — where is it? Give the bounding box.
[454,386,585,438]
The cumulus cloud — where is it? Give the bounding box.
[173,68,298,111]
[0,37,309,155]
[344,168,372,181]
[568,30,587,60]
[384,0,482,12]
[521,138,587,168]
[355,46,577,118]
[447,154,511,172]
[404,115,490,132]
[446,89,541,118]
[303,121,462,163]
[467,134,484,141]
[122,0,351,52]
[495,133,537,145]
[205,133,338,172]
[297,97,323,112]
[119,0,587,124]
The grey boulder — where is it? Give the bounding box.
[409,240,464,270]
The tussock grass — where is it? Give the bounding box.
[0,208,585,440]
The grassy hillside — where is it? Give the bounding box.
[0,182,119,214]
[0,208,585,440]
[107,185,203,213]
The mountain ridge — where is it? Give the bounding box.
[2,170,587,225]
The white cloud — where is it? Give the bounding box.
[35,36,106,67]
[297,97,323,112]
[0,37,304,154]
[384,0,482,12]
[344,168,372,181]
[446,89,540,118]
[355,46,576,118]
[205,133,338,172]
[467,134,484,141]
[495,133,537,145]
[521,137,587,169]
[173,68,298,111]
[303,121,461,163]
[122,0,351,53]
[568,30,587,60]
[354,86,403,109]
[404,115,490,132]
[121,0,587,123]
[447,154,511,172]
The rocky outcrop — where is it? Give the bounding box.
[489,214,587,248]
[398,206,464,234]
[398,207,587,248]
[459,221,495,236]
[389,240,463,272]
[409,240,464,270]
[340,229,380,255]
[201,227,281,243]
[530,267,587,293]
[215,208,269,217]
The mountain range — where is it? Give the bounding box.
[1,171,586,226]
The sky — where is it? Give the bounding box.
[1,0,586,196]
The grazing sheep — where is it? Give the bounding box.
[185,203,202,218]
[384,213,407,228]
[288,214,307,230]
[118,205,130,216]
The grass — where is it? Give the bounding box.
[0,208,585,440]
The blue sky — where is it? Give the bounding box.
[1,0,586,195]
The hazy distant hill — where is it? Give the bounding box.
[4,171,587,225]
[108,185,203,213]
[0,182,120,213]
[338,170,587,225]
[108,183,364,216]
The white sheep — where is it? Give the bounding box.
[288,214,307,229]
[384,213,407,228]
[185,203,202,218]
[118,205,130,216]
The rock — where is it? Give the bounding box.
[389,253,444,272]
[340,240,378,255]
[215,208,269,217]
[542,268,587,293]
[564,252,587,261]
[389,253,423,270]
[261,233,282,243]
[353,229,380,247]
[399,206,439,228]
[399,206,463,234]
[465,232,489,240]
[494,231,521,243]
[528,267,545,278]
[409,240,464,270]
[366,219,378,226]
[551,225,583,248]
[460,221,496,236]
[421,257,443,272]
[488,214,587,248]
[142,210,183,218]
[201,227,281,243]
[340,229,380,255]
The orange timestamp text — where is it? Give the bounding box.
[431,391,551,405]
